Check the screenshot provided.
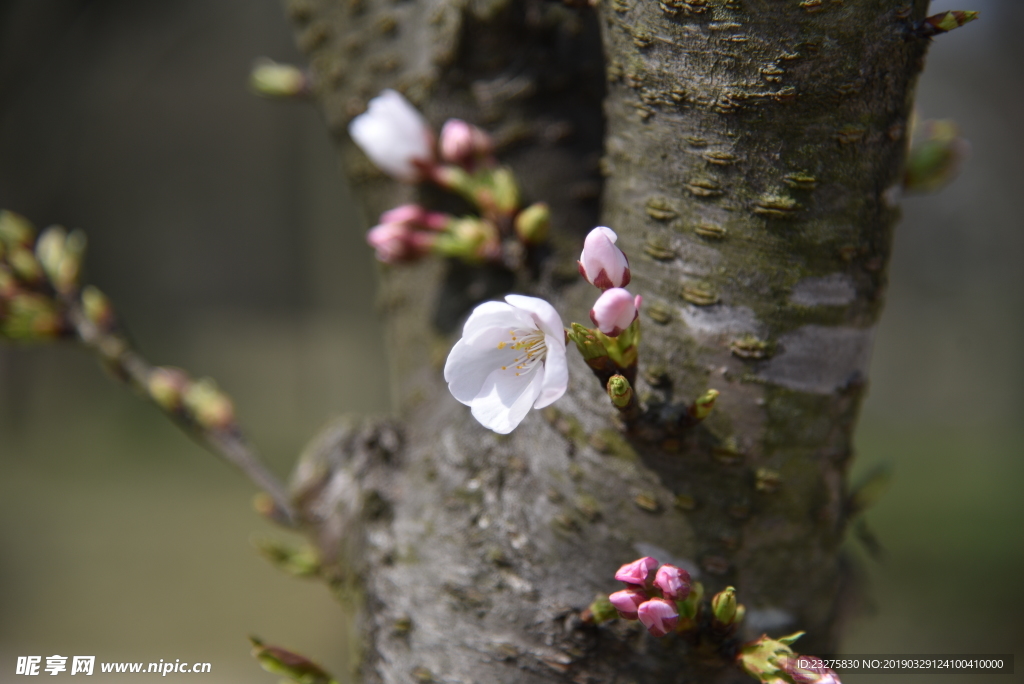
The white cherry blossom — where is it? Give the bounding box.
[444,295,568,434]
[348,89,435,182]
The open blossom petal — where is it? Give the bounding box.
[579,226,630,289]
[348,89,435,182]
[444,296,568,434]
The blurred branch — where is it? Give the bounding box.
[0,210,298,527]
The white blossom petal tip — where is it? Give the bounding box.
[348,89,435,182]
[444,295,568,433]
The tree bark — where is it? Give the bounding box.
[284,0,931,681]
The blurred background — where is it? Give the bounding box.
[0,0,1020,682]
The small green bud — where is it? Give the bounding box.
[676,580,703,620]
[586,594,618,624]
[8,246,42,284]
[253,537,320,578]
[904,120,969,193]
[0,210,35,248]
[567,322,608,361]
[688,388,719,421]
[435,217,500,263]
[923,10,979,35]
[489,167,521,215]
[35,226,86,293]
[607,374,633,408]
[81,285,115,329]
[183,377,236,430]
[1,293,62,341]
[0,265,17,297]
[249,58,310,99]
[513,202,550,245]
[148,366,191,412]
[711,586,738,625]
[249,636,337,684]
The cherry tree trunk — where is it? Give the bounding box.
[284,0,931,681]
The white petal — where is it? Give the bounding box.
[593,226,619,243]
[533,335,568,409]
[348,90,433,181]
[469,367,543,434]
[461,301,532,342]
[505,294,564,339]
[444,328,520,404]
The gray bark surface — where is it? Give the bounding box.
[284,1,932,681]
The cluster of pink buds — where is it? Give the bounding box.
[366,204,450,263]
[348,90,548,268]
[608,556,691,637]
[579,227,641,336]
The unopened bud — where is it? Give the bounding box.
[8,245,42,284]
[904,120,969,193]
[253,537,320,578]
[249,58,310,99]
[436,217,500,263]
[688,388,719,421]
[590,288,641,337]
[606,374,633,408]
[712,586,738,625]
[579,226,630,290]
[489,167,520,215]
[608,586,648,620]
[36,226,86,293]
[1,293,62,341]
[514,202,550,245]
[81,286,115,329]
[614,556,658,588]
[183,377,236,430]
[921,10,979,36]
[0,210,35,248]
[653,564,691,601]
[637,598,679,637]
[586,594,619,624]
[148,366,191,412]
[249,636,336,684]
[677,580,703,620]
[439,118,495,170]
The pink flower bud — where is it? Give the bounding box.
[653,564,691,601]
[578,226,630,290]
[439,118,494,170]
[614,556,658,588]
[380,203,428,227]
[607,587,648,620]
[637,598,679,637]
[380,204,451,232]
[590,288,641,337]
[785,656,842,684]
[366,222,435,263]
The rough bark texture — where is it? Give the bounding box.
[284,1,931,682]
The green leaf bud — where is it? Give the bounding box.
[514,202,550,245]
[148,366,192,413]
[606,374,633,408]
[182,377,236,430]
[249,636,337,684]
[249,58,310,99]
[688,388,719,421]
[711,585,738,625]
[0,210,35,248]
